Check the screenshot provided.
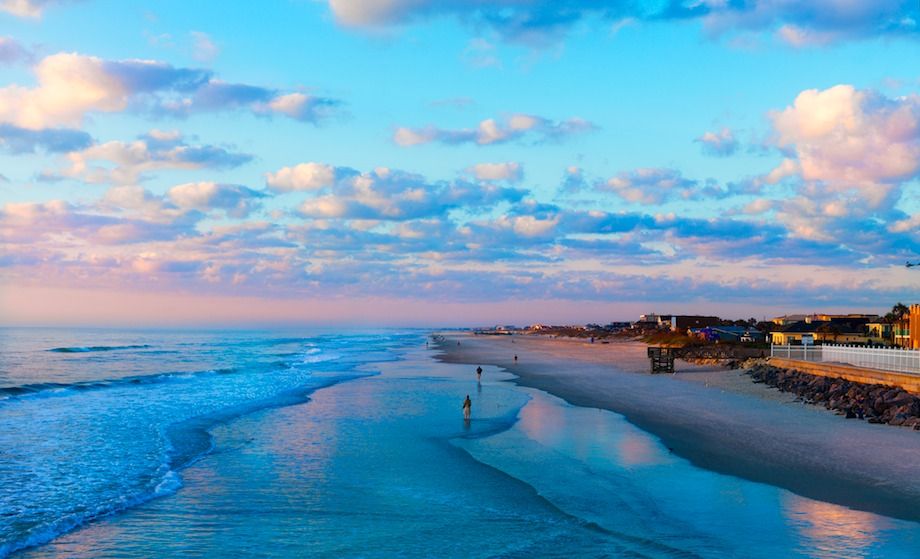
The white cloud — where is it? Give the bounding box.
[167,182,265,218]
[191,31,219,62]
[462,38,501,68]
[0,53,141,128]
[0,0,61,17]
[295,166,526,220]
[393,127,435,146]
[50,131,252,184]
[260,92,334,121]
[888,213,920,233]
[394,114,595,147]
[467,162,523,182]
[695,127,738,156]
[0,52,339,129]
[265,162,337,192]
[740,198,774,215]
[762,158,800,185]
[769,84,920,206]
[601,168,699,205]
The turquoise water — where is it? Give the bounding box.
[1,329,918,557]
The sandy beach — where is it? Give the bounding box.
[436,332,920,522]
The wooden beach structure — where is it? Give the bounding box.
[647,346,675,374]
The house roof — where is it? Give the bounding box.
[774,321,818,333]
[712,325,763,335]
[774,320,866,334]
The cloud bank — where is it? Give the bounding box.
[0,52,340,129]
[325,0,919,45]
[394,114,595,146]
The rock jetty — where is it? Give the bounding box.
[745,363,920,430]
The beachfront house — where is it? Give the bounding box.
[770,318,871,345]
[811,313,879,322]
[867,321,893,344]
[772,313,878,326]
[912,304,920,349]
[893,304,920,349]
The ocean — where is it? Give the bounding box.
[0,328,917,558]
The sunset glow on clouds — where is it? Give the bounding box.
[0,1,917,325]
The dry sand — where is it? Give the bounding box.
[435,332,920,522]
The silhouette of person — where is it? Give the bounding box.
[514,354,518,362]
[463,395,472,421]
[476,366,482,381]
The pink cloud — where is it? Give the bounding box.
[769,84,920,205]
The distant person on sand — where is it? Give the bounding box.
[463,395,472,420]
[514,354,518,362]
[476,366,482,381]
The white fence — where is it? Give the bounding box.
[770,344,920,376]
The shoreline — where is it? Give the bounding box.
[434,332,920,523]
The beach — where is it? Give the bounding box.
[436,332,920,522]
[3,328,920,558]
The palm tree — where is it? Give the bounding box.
[884,302,910,346]
[816,322,841,344]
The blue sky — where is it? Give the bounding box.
[0,0,918,326]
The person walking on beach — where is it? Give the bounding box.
[476,366,482,381]
[513,354,518,363]
[463,395,472,421]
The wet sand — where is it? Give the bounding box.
[435,332,920,522]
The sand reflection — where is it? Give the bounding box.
[783,494,888,559]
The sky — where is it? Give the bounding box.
[0,0,918,327]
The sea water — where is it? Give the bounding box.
[0,329,918,558]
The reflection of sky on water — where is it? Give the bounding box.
[517,390,566,445]
[616,430,663,466]
[518,389,671,468]
[14,340,920,559]
[468,389,920,559]
[784,494,889,559]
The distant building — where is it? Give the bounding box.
[812,313,879,322]
[636,314,663,326]
[771,314,809,326]
[635,314,670,330]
